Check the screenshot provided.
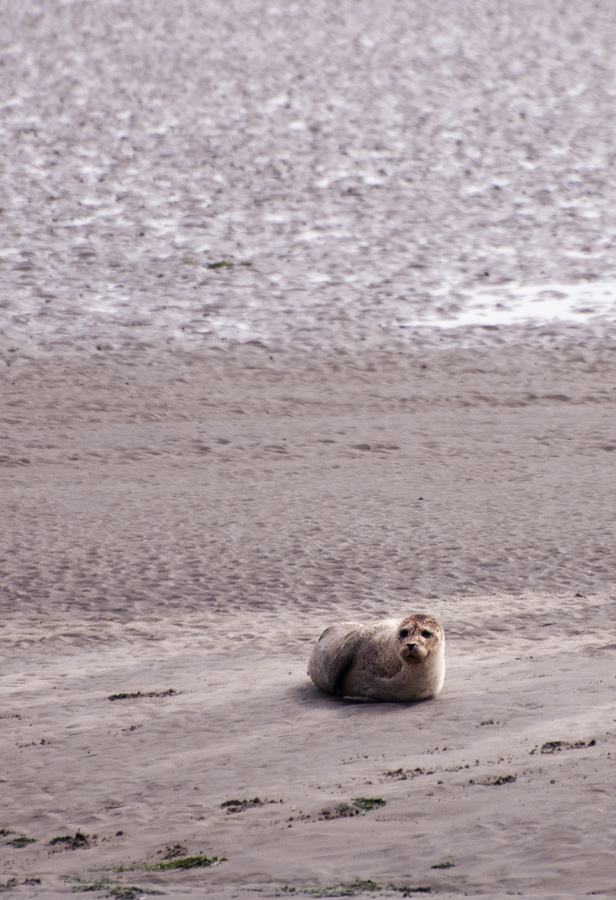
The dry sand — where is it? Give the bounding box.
[1,342,615,899]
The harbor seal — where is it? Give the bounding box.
[307,613,445,702]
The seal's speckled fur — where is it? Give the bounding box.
[308,614,445,702]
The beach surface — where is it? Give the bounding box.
[1,343,615,899]
[3,0,616,894]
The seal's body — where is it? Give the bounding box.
[308,613,445,702]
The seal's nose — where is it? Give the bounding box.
[407,642,416,651]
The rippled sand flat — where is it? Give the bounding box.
[1,345,616,898]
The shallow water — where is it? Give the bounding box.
[2,0,616,356]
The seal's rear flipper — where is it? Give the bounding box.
[308,630,359,695]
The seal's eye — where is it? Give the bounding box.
[399,629,409,639]
[421,630,433,638]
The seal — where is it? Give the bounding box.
[307,613,445,702]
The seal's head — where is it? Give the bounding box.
[395,613,444,665]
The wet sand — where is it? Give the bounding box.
[4,0,616,354]
[1,342,615,898]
